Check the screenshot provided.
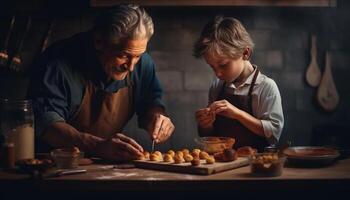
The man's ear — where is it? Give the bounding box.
[94,32,104,51]
[242,48,252,60]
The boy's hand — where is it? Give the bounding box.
[209,100,241,119]
[195,108,215,129]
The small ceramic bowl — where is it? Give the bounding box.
[195,137,235,154]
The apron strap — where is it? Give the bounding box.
[126,72,133,112]
[248,66,259,96]
[218,66,260,98]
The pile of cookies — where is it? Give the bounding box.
[140,149,216,166]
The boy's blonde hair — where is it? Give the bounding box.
[193,16,254,59]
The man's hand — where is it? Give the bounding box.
[195,108,215,129]
[148,114,175,143]
[95,133,144,161]
[209,100,242,119]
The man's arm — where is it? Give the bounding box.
[42,121,144,161]
[141,106,166,129]
[135,54,174,143]
[41,121,103,154]
[140,106,174,143]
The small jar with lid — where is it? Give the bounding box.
[0,99,35,163]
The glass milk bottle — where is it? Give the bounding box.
[0,99,35,161]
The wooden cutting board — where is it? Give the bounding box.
[133,157,249,175]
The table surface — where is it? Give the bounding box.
[1,157,349,198]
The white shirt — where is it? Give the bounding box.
[208,67,284,144]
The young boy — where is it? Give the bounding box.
[193,16,284,151]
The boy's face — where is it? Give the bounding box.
[97,38,148,81]
[204,53,245,83]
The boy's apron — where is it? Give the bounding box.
[213,68,269,152]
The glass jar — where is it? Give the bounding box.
[0,99,35,161]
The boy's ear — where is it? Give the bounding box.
[243,48,251,60]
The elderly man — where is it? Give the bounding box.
[28,4,174,161]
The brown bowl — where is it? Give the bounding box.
[195,137,235,154]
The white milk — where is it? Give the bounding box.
[7,124,34,161]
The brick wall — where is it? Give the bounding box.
[1,4,349,152]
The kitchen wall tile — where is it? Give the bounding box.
[266,50,283,69]
[296,90,317,112]
[251,50,267,68]
[330,51,350,70]
[149,50,209,72]
[284,49,309,70]
[254,15,280,30]
[157,71,183,91]
[279,71,305,90]
[184,71,213,91]
[270,29,308,50]
[249,30,271,50]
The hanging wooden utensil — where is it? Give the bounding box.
[306,34,322,87]
[0,15,16,68]
[316,52,339,112]
[40,19,54,53]
[26,19,54,75]
[9,16,32,72]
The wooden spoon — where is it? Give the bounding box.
[306,35,322,87]
[316,52,339,112]
[40,19,54,53]
[8,16,31,72]
[0,15,16,67]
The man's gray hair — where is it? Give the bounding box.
[193,16,254,59]
[94,4,154,44]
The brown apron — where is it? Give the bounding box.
[69,74,134,139]
[213,68,269,152]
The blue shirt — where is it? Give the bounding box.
[27,31,164,137]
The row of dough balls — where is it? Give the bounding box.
[141,149,215,166]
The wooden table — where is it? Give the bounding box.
[1,158,350,199]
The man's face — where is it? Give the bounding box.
[98,38,148,81]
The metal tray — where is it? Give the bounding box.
[283,146,340,167]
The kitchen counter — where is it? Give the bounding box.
[1,158,349,199]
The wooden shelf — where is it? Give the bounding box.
[91,0,337,7]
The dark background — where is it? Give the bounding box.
[0,0,349,152]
